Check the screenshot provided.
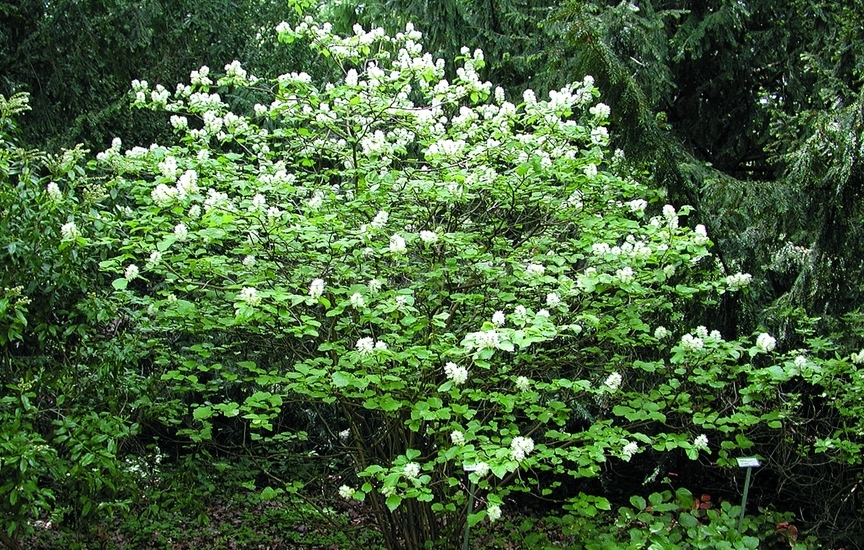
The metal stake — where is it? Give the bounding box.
[462,478,477,550]
[735,457,761,532]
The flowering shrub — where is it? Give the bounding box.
[86,19,859,549]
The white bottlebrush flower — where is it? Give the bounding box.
[590,126,608,144]
[756,333,776,353]
[355,337,374,355]
[124,264,139,281]
[46,182,63,201]
[147,251,162,268]
[708,330,722,341]
[370,210,389,229]
[491,310,506,327]
[662,204,676,219]
[174,223,189,241]
[159,156,178,180]
[693,224,709,245]
[450,430,465,446]
[510,436,535,462]
[515,376,531,392]
[419,230,438,243]
[604,372,622,391]
[339,429,351,441]
[695,325,709,339]
[170,115,188,129]
[250,193,267,211]
[242,255,256,267]
[368,278,382,293]
[151,184,177,205]
[394,295,408,311]
[60,221,80,241]
[487,504,502,522]
[525,263,545,276]
[338,485,354,499]
[444,362,468,385]
[402,462,421,479]
[681,334,704,351]
[589,102,611,119]
[628,199,647,213]
[693,434,709,451]
[239,287,260,306]
[654,326,669,340]
[306,191,323,210]
[622,441,639,461]
[794,355,808,368]
[472,462,490,477]
[616,266,635,284]
[177,170,199,196]
[494,86,505,104]
[389,233,407,254]
[350,292,365,309]
[474,329,501,350]
[309,278,325,299]
[546,292,561,307]
[188,204,201,219]
[513,305,527,319]
[851,350,864,365]
[374,340,388,351]
[725,272,753,291]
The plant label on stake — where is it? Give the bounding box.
[736,457,761,531]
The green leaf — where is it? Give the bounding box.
[112,278,128,290]
[385,494,402,511]
[193,405,214,420]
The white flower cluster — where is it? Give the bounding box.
[487,504,502,522]
[515,376,531,392]
[492,310,506,326]
[450,430,465,446]
[510,436,535,462]
[60,221,80,241]
[305,278,325,300]
[46,182,62,202]
[356,337,387,355]
[693,224,709,246]
[402,462,421,479]
[444,362,468,385]
[419,230,438,244]
[389,233,407,254]
[604,372,622,391]
[628,198,647,214]
[238,287,261,307]
[463,329,501,352]
[692,434,709,451]
[622,441,639,461]
[338,485,354,499]
[525,263,545,276]
[726,272,753,291]
[681,333,704,351]
[124,264,139,281]
[616,266,635,284]
[756,333,776,353]
[851,350,864,365]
